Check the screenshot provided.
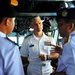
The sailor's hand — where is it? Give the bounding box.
[39,54,47,61]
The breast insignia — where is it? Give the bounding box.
[64,35,70,44]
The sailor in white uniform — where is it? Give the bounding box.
[20,16,59,75]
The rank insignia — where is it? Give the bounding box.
[64,35,70,44]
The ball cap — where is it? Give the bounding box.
[0,3,17,18]
[57,8,75,19]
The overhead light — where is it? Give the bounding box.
[65,2,68,8]
[60,2,68,8]
[59,2,74,8]
[18,13,57,16]
[10,0,18,6]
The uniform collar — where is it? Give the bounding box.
[70,31,75,36]
[33,32,45,40]
[0,31,6,38]
[62,31,75,45]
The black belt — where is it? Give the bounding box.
[55,71,67,75]
[50,71,67,75]
[42,63,46,66]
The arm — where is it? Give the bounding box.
[20,38,29,63]
[48,52,59,60]
[50,43,63,55]
[20,38,29,72]
[21,56,29,65]
[39,53,59,61]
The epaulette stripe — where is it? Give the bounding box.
[64,35,70,44]
[25,34,32,38]
[6,37,18,46]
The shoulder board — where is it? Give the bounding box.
[25,34,32,38]
[6,37,18,46]
[64,35,70,44]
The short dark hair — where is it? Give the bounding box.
[0,18,4,24]
[0,2,17,24]
[0,3,17,18]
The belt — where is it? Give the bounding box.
[42,63,46,66]
[55,71,67,75]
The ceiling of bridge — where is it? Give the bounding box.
[15,1,75,13]
[13,1,75,34]
[0,0,75,34]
